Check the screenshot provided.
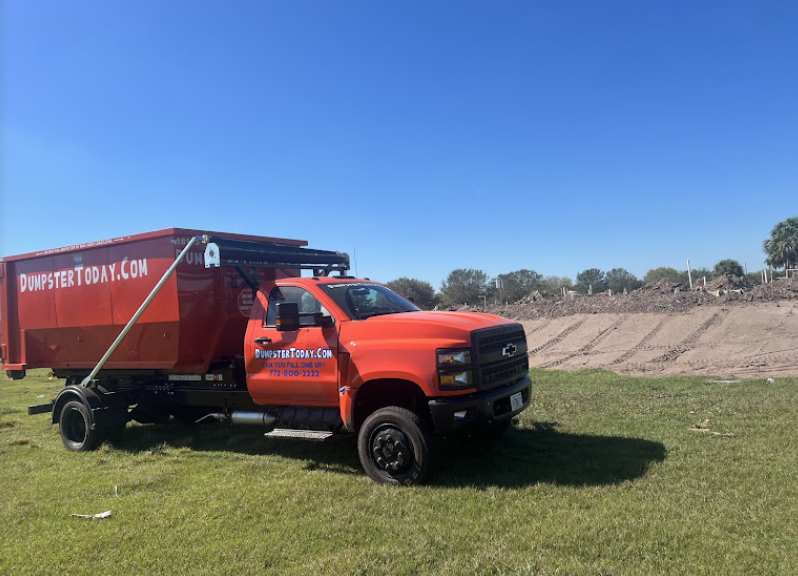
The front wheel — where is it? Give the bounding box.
[357,406,437,486]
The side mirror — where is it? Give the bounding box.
[275,302,300,332]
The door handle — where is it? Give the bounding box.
[254,337,272,346]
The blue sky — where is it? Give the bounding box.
[2,1,796,288]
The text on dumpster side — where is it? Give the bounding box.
[18,258,149,293]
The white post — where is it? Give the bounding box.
[687,260,693,289]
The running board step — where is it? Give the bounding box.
[264,429,333,441]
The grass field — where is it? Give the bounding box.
[1,369,796,575]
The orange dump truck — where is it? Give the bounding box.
[1,229,531,484]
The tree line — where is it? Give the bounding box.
[385,216,798,309]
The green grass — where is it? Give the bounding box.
[1,369,797,575]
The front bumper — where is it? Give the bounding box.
[428,374,532,434]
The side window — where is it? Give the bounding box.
[265,286,331,327]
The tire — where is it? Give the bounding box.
[59,400,103,452]
[357,406,437,486]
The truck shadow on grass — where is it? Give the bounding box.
[117,420,666,488]
[117,422,364,476]
[433,421,667,488]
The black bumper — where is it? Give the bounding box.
[428,374,532,434]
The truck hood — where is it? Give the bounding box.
[339,310,517,349]
[366,310,514,331]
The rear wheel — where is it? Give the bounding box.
[59,400,103,452]
[357,406,436,486]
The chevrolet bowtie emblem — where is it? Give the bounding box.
[502,343,517,357]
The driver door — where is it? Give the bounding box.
[246,286,339,407]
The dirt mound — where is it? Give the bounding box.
[519,302,798,379]
[703,274,753,292]
[473,276,798,379]
[471,276,797,321]
[745,276,798,302]
[640,278,687,293]
[482,284,712,320]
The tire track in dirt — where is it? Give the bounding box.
[648,309,731,364]
[765,308,793,334]
[541,318,625,368]
[528,320,584,356]
[611,319,667,365]
[680,350,798,376]
[528,318,554,337]
[520,302,798,378]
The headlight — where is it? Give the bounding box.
[437,348,474,390]
[437,350,472,366]
[439,371,473,388]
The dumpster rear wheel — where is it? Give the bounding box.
[59,400,103,452]
[357,406,436,486]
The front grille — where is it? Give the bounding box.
[477,325,526,355]
[480,356,529,388]
[472,324,529,391]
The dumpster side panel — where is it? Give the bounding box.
[174,239,221,372]
[104,237,181,369]
[3,234,183,371]
[53,249,113,328]
[2,229,307,375]
[14,257,58,330]
[8,236,182,371]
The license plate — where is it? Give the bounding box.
[510,391,523,411]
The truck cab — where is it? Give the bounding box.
[244,276,532,484]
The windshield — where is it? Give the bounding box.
[319,283,420,320]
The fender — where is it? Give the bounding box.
[345,348,437,393]
[337,349,435,431]
[51,386,104,428]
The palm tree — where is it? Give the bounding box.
[763,216,798,271]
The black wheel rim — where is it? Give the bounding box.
[370,425,413,474]
[64,407,87,444]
